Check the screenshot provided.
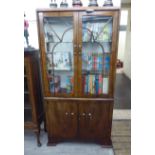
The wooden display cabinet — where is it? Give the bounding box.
[36,7,120,147]
[24,49,44,146]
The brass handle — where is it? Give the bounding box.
[88,113,93,120]
[78,44,82,55]
[79,113,85,120]
[71,112,74,116]
[82,113,86,116]
[74,44,77,56]
[65,112,69,115]
[88,113,92,116]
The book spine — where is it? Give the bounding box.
[71,76,73,93]
[84,76,86,94]
[85,75,88,94]
[96,56,99,70]
[89,75,92,94]
[92,75,95,94]
[91,53,93,70]
[95,75,99,94]
[88,75,90,93]
[99,75,103,94]
[102,77,109,94]
[99,56,102,71]
[104,55,110,75]
[93,55,95,70]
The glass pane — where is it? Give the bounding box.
[43,17,74,95]
[24,66,26,75]
[24,91,32,122]
[82,16,113,95]
[24,108,32,122]
[24,77,28,91]
[24,94,30,105]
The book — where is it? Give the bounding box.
[66,76,73,94]
[85,75,88,94]
[102,23,112,42]
[99,75,103,94]
[103,42,111,53]
[49,75,61,93]
[95,75,99,94]
[102,77,109,94]
[98,55,103,71]
[104,55,110,75]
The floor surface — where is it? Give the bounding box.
[112,120,131,155]
[114,73,131,109]
[24,130,114,155]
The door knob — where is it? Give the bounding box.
[88,113,93,119]
[88,113,92,116]
[82,113,86,116]
[79,44,82,48]
[65,112,69,115]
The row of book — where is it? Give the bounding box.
[82,74,109,95]
[48,74,109,95]
[82,54,103,71]
[82,54,110,74]
[49,75,73,94]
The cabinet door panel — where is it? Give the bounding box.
[79,100,113,140]
[78,11,119,98]
[45,100,78,139]
[38,12,78,97]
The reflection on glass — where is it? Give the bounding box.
[24,93,32,122]
[82,16,113,95]
[24,108,32,122]
[43,17,74,94]
[24,77,28,91]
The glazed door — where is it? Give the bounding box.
[78,100,113,140]
[45,100,78,139]
[78,11,119,98]
[24,57,37,126]
[38,12,78,97]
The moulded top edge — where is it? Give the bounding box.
[36,7,120,12]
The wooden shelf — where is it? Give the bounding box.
[82,70,103,74]
[46,41,73,43]
[83,41,112,43]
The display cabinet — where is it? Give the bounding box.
[24,49,44,146]
[37,7,120,147]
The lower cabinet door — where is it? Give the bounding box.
[45,100,78,139]
[78,100,113,140]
